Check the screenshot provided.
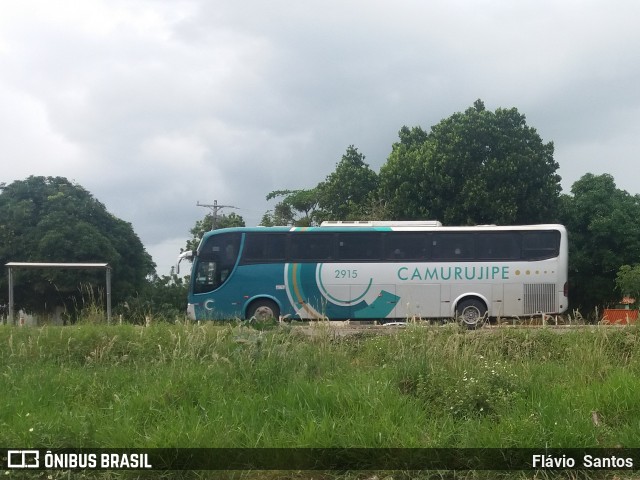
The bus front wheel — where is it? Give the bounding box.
[456,299,487,329]
[246,299,280,322]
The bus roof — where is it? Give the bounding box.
[201,222,566,237]
[320,220,443,227]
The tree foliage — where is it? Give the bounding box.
[380,100,562,224]
[262,189,319,226]
[559,173,640,311]
[118,273,189,323]
[616,265,640,302]
[0,176,155,314]
[315,145,379,221]
[263,146,381,226]
[262,101,562,229]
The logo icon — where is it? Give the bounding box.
[7,450,40,469]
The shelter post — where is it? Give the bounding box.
[7,265,14,325]
[106,266,112,323]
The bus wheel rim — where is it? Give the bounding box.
[461,307,481,325]
[255,306,275,320]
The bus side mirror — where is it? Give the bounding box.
[175,250,194,275]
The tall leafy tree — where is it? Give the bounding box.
[262,146,380,226]
[0,176,155,314]
[315,145,379,221]
[379,100,562,225]
[262,189,319,226]
[616,265,640,302]
[559,173,640,312]
[378,126,434,220]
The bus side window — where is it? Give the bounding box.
[476,232,520,260]
[267,235,286,261]
[432,233,474,260]
[242,233,286,264]
[242,234,266,262]
[289,233,333,261]
[384,233,429,261]
[337,233,381,261]
[522,231,560,260]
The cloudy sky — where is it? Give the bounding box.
[2,0,639,275]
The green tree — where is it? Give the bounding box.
[0,176,155,314]
[379,100,562,225]
[615,265,640,303]
[184,212,245,252]
[378,126,435,220]
[119,273,189,323]
[315,145,379,221]
[263,189,319,226]
[559,173,640,312]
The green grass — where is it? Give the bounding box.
[2,321,640,478]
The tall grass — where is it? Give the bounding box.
[1,322,640,478]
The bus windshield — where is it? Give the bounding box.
[193,232,241,294]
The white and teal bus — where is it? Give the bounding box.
[179,221,568,327]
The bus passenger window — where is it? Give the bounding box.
[522,231,560,260]
[432,233,474,260]
[384,233,429,261]
[242,233,287,264]
[477,232,520,260]
[337,233,381,261]
[289,234,333,261]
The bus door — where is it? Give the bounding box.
[503,283,524,316]
[440,284,451,317]
[491,284,505,317]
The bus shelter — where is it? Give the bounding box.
[5,262,112,324]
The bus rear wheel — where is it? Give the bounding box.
[456,299,487,329]
[246,299,280,322]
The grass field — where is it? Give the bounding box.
[1,320,640,479]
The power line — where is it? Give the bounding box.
[197,200,239,230]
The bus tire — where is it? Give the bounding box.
[246,299,280,322]
[456,299,487,329]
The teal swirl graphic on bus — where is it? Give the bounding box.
[284,262,399,319]
[317,264,373,304]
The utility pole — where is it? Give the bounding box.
[197,200,239,230]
